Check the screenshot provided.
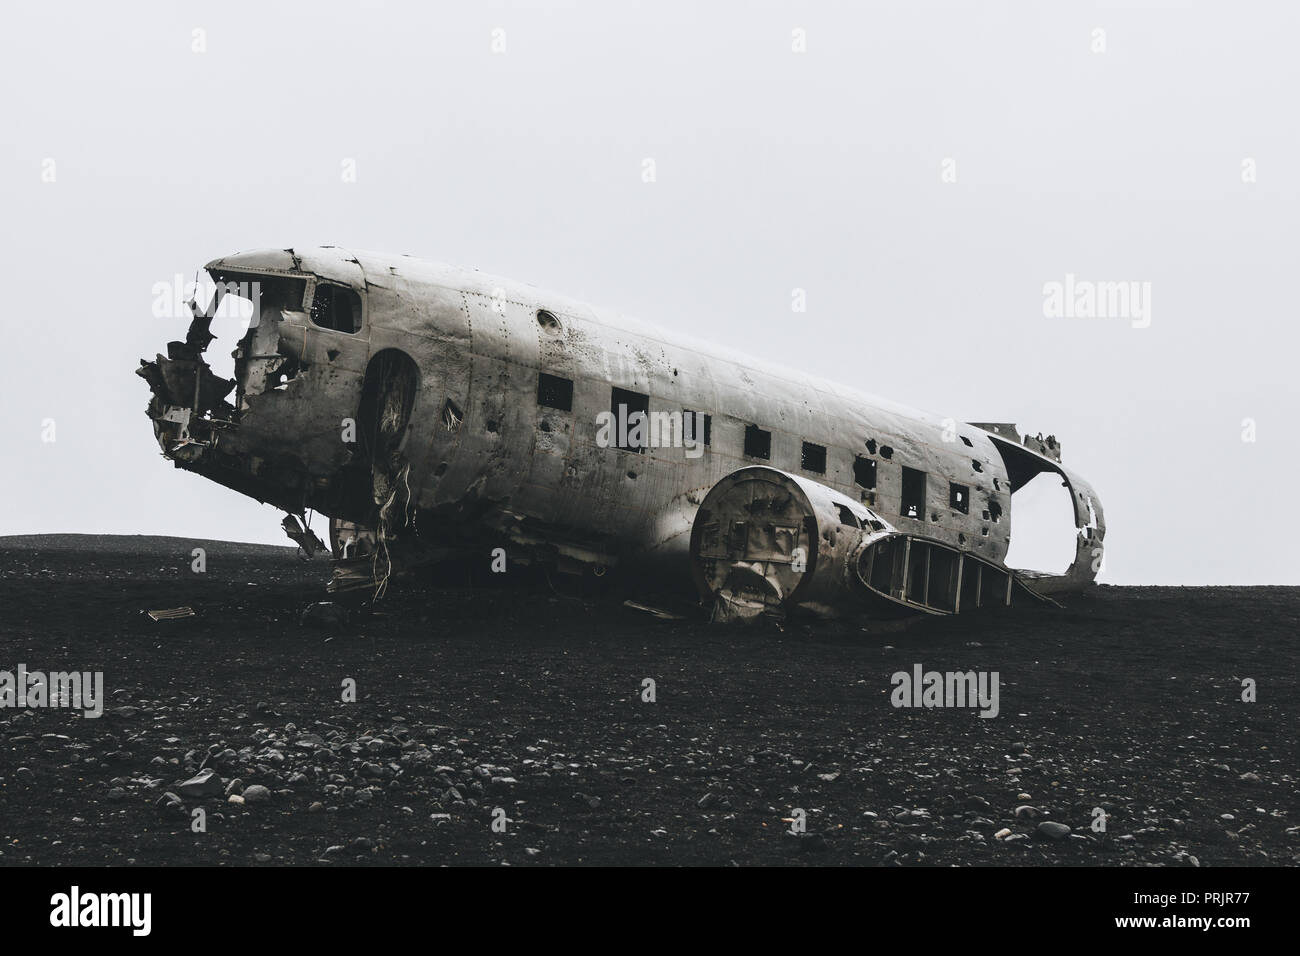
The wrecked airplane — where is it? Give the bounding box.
[139,247,1105,620]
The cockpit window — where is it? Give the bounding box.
[310,283,362,333]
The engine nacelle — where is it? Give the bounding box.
[689,466,890,619]
[689,465,1038,620]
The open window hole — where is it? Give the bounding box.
[1002,471,1078,574]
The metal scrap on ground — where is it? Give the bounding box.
[144,607,195,621]
[622,600,686,621]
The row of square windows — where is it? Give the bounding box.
[536,372,980,519]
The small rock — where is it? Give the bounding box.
[1037,821,1071,841]
[242,784,272,804]
[177,770,224,798]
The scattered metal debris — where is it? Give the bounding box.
[280,513,325,559]
[144,607,195,622]
[622,600,686,621]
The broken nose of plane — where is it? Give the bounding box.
[137,311,237,463]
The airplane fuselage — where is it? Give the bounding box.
[139,247,1105,608]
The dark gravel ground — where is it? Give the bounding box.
[0,534,1296,867]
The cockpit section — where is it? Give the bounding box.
[137,248,372,518]
[971,423,1106,592]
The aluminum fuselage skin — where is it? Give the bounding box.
[151,247,1105,591]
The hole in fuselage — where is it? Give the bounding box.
[1002,472,1079,575]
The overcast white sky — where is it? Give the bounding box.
[2,0,1296,584]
